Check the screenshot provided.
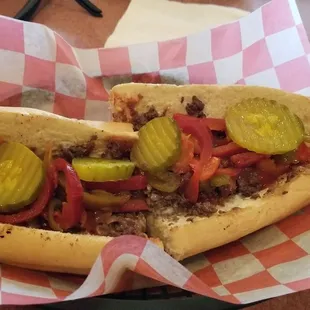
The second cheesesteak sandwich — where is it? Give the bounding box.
[109,83,310,261]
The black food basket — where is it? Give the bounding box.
[39,285,266,310]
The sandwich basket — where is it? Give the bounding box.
[0,0,309,308]
[44,286,266,310]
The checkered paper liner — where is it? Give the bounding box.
[0,0,310,306]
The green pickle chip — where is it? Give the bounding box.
[225,98,305,155]
[72,158,135,182]
[210,175,231,187]
[0,142,44,213]
[147,171,181,193]
[131,116,181,172]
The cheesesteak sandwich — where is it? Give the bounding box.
[109,83,310,261]
[0,107,162,275]
[1,83,310,276]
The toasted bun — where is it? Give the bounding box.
[0,107,162,275]
[147,170,310,261]
[0,107,138,158]
[0,224,113,275]
[110,83,310,261]
[0,224,163,275]
[110,83,310,134]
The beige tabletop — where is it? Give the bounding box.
[0,0,310,309]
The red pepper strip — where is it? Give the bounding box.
[215,168,241,177]
[191,135,230,153]
[172,114,226,131]
[174,114,213,164]
[184,165,201,204]
[203,118,226,131]
[172,134,195,174]
[296,142,310,163]
[189,136,201,154]
[173,114,213,203]
[256,159,290,177]
[231,152,268,168]
[52,158,84,231]
[114,199,150,213]
[190,157,221,181]
[212,142,246,157]
[0,167,56,224]
[84,175,148,193]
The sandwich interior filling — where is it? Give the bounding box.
[0,97,309,237]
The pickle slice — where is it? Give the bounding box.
[83,190,130,211]
[131,117,181,172]
[210,175,231,187]
[72,158,135,182]
[0,142,44,213]
[147,171,181,193]
[226,98,305,154]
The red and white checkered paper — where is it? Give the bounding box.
[0,0,310,306]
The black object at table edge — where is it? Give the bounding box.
[42,296,268,310]
[14,0,103,21]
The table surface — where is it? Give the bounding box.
[0,0,310,309]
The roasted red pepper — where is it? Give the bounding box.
[202,118,226,131]
[173,114,213,203]
[172,134,195,174]
[174,114,213,166]
[189,136,201,154]
[231,152,268,168]
[52,158,84,231]
[256,159,290,177]
[296,142,310,163]
[200,157,221,181]
[85,175,148,193]
[173,114,226,131]
[0,166,56,224]
[212,142,246,157]
[190,157,221,181]
[114,199,150,213]
[184,165,201,204]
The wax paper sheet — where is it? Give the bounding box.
[0,0,310,305]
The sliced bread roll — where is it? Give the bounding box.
[109,83,310,261]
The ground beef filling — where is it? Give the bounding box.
[128,95,207,130]
[147,189,218,218]
[48,181,147,237]
[59,135,97,162]
[185,96,206,118]
[127,98,297,218]
[94,191,147,237]
[236,168,264,197]
[34,97,298,233]
[132,106,159,131]
[146,185,236,218]
[35,139,145,237]
[25,211,147,237]
[146,164,289,218]
[146,160,296,218]
[101,140,132,159]
[95,212,146,237]
[59,138,132,162]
